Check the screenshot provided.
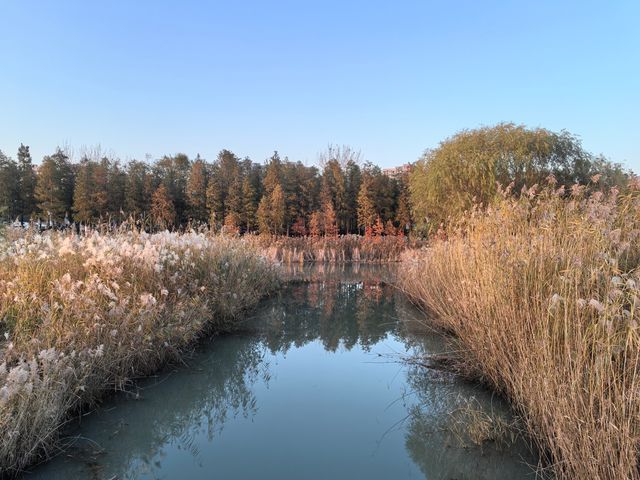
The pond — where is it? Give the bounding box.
[26,265,538,479]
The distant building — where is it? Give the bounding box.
[382,163,412,179]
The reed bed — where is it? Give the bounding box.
[243,234,415,263]
[0,230,279,476]
[400,181,640,479]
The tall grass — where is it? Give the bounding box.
[400,180,640,479]
[243,234,415,263]
[0,230,279,476]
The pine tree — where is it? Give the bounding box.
[309,211,323,237]
[357,172,376,233]
[17,144,37,220]
[373,216,385,236]
[73,158,97,223]
[186,157,209,222]
[36,148,74,222]
[323,200,338,237]
[107,160,126,218]
[0,151,19,221]
[242,177,258,231]
[125,160,151,217]
[206,165,225,226]
[227,174,244,226]
[151,184,176,230]
[269,184,286,235]
[223,212,241,234]
[263,152,283,195]
[321,159,347,233]
[256,195,271,234]
[92,158,110,219]
[344,160,361,233]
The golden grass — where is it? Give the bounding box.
[0,230,279,476]
[242,234,415,263]
[400,181,640,479]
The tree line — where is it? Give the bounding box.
[2,123,629,237]
[0,144,411,236]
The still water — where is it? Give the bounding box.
[27,265,537,479]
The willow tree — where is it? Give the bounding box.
[409,123,607,231]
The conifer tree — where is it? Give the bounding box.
[0,151,19,221]
[35,148,74,222]
[357,172,376,233]
[73,158,97,223]
[256,195,271,235]
[151,184,176,230]
[309,211,322,237]
[323,200,338,237]
[223,212,241,234]
[373,216,385,236]
[186,157,209,222]
[242,177,258,231]
[125,160,152,217]
[269,184,286,235]
[17,144,37,219]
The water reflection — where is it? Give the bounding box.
[27,267,537,480]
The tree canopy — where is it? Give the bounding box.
[409,123,629,230]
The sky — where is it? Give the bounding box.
[1,1,639,170]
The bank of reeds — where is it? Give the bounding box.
[243,234,415,263]
[400,180,640,479]
[0,231,278,476]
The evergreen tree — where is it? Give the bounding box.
[373,216,385,236]
[107,160,127,218]
[151,184,176,230]
[357,171,377,233]
[206,149,241,225]
[154,153,191,224]
[309,211,322,237]
[321,159,347,233]
[227,174,244,225]
[223,212,241,234]
[242,177,258,231]
[256,195,271,234]
[323,200,338,237]
[17,144,37,219]
[73,158,97,223]
[36,148,74,222]
[186,156,209,222]
[269,184,286,235]
[263,151,283,194]
[0,151,19,221]
[92,158,110,218]
[344,160,361,233]
[125,160,152,217]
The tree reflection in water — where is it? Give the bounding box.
[27,265,538,480]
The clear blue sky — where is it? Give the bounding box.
[1,1,638,170]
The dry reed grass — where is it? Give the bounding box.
[242,234,415,263]
[400,179,640,479]
[0,230,279,476]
